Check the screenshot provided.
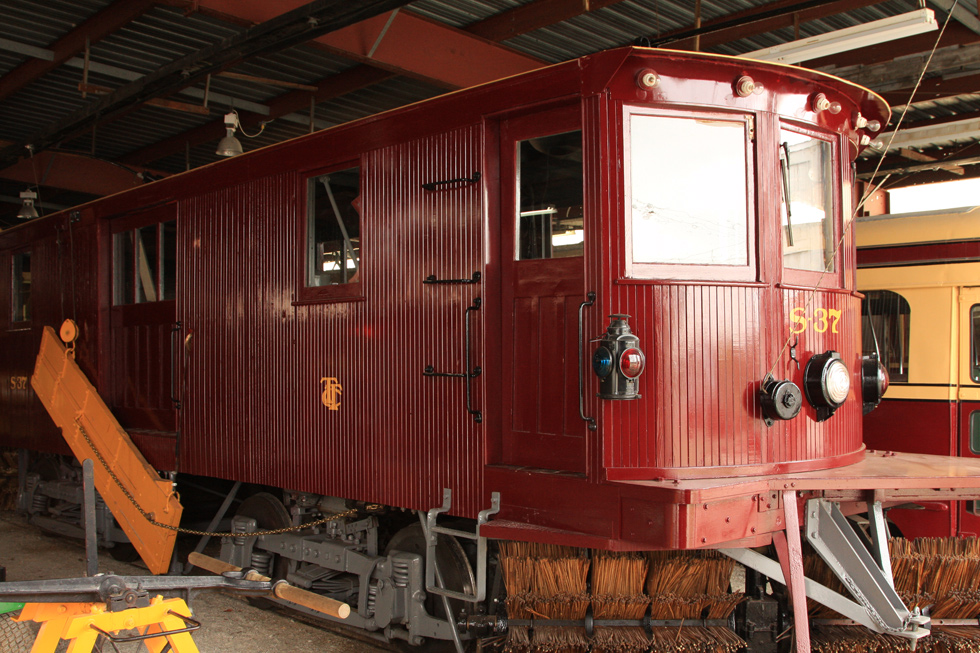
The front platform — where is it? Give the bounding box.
[482,451,980,551]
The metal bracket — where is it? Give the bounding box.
[721,498,930,642]
[423,488,500,603]
[804,499,926,637]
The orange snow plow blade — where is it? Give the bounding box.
[31,326,182,574]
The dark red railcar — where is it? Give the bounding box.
[6,47,980,651]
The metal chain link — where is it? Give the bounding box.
[74,419,358,537]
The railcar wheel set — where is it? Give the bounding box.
[5,47,980,652]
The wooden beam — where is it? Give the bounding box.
[821,42,980,93]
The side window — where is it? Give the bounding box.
[969,411,980,454]
[971,304,980,383]
[518,131,583,259]
[779,127,835,274]
[113,219,177,305]
[861,290,910,383]
[307,166,361,287]
[11,251,31,323]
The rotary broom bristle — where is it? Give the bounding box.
[497,544,745,652]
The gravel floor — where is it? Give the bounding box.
[0,512,389,652]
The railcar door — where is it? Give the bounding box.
[958,286,980,535]
[497,106,587,474]
[107,203,178,469]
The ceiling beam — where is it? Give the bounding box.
[0,151,164,196]
[466,0,626,41]
[819,42,980,93]
[881,71,980,106]
[193,1,543,89]
[0,0,415,171]
[0,0,173,103]
[119,1,557,168]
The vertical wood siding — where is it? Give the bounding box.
[179,126,486,517]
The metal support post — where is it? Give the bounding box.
[82,459,98,577]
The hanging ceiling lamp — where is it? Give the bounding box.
[17,189,39,219]
[216,111,244,157]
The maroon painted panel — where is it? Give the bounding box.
[178,127,487,517]
[858,240,980,268]
[864,398,956,538]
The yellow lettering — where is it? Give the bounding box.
[320,377,342,411]
[828,309,842,334]
[814,308,829,333]
[790,307,807,334]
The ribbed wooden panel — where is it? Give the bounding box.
[605,284,863,473]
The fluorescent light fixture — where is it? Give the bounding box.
[741,9,937,64]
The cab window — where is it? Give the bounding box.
[861,290,910,383]
[518,131,583,259]
[113,220,176,305]
[11,251,31,323]
[779,127,835,275]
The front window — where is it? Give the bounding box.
[12,251,31,323]
[307,166,361,287]
[626,110,753,280]
[861,290,910,383]
[779,128,834,273]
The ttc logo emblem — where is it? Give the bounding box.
[320,377,342,411]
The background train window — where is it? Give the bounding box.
[972,305,980,383]
[113,220,177,305]
[861,290,910,383]
[307,167,361,286]
[779,128,834,273]
[11,251,31,323]
[518,131,583,260]
[970,411,980,455]
[630,114,748,267]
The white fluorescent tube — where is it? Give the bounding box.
[741,9,937,64]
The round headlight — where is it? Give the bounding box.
[803,351,850,422]
[861,355,889,414]
[824,359,851,405]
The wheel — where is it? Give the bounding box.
[384,522,476,652]
[234,492,292,609]
[0,613,35,652]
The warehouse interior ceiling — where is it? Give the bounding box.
[1,0,980,227]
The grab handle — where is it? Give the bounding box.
[422,298,482,423]
[170,321,181,410]
[464,297,482,423]
[578,292,597,431]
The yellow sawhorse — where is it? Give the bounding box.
[16,596,199,653]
